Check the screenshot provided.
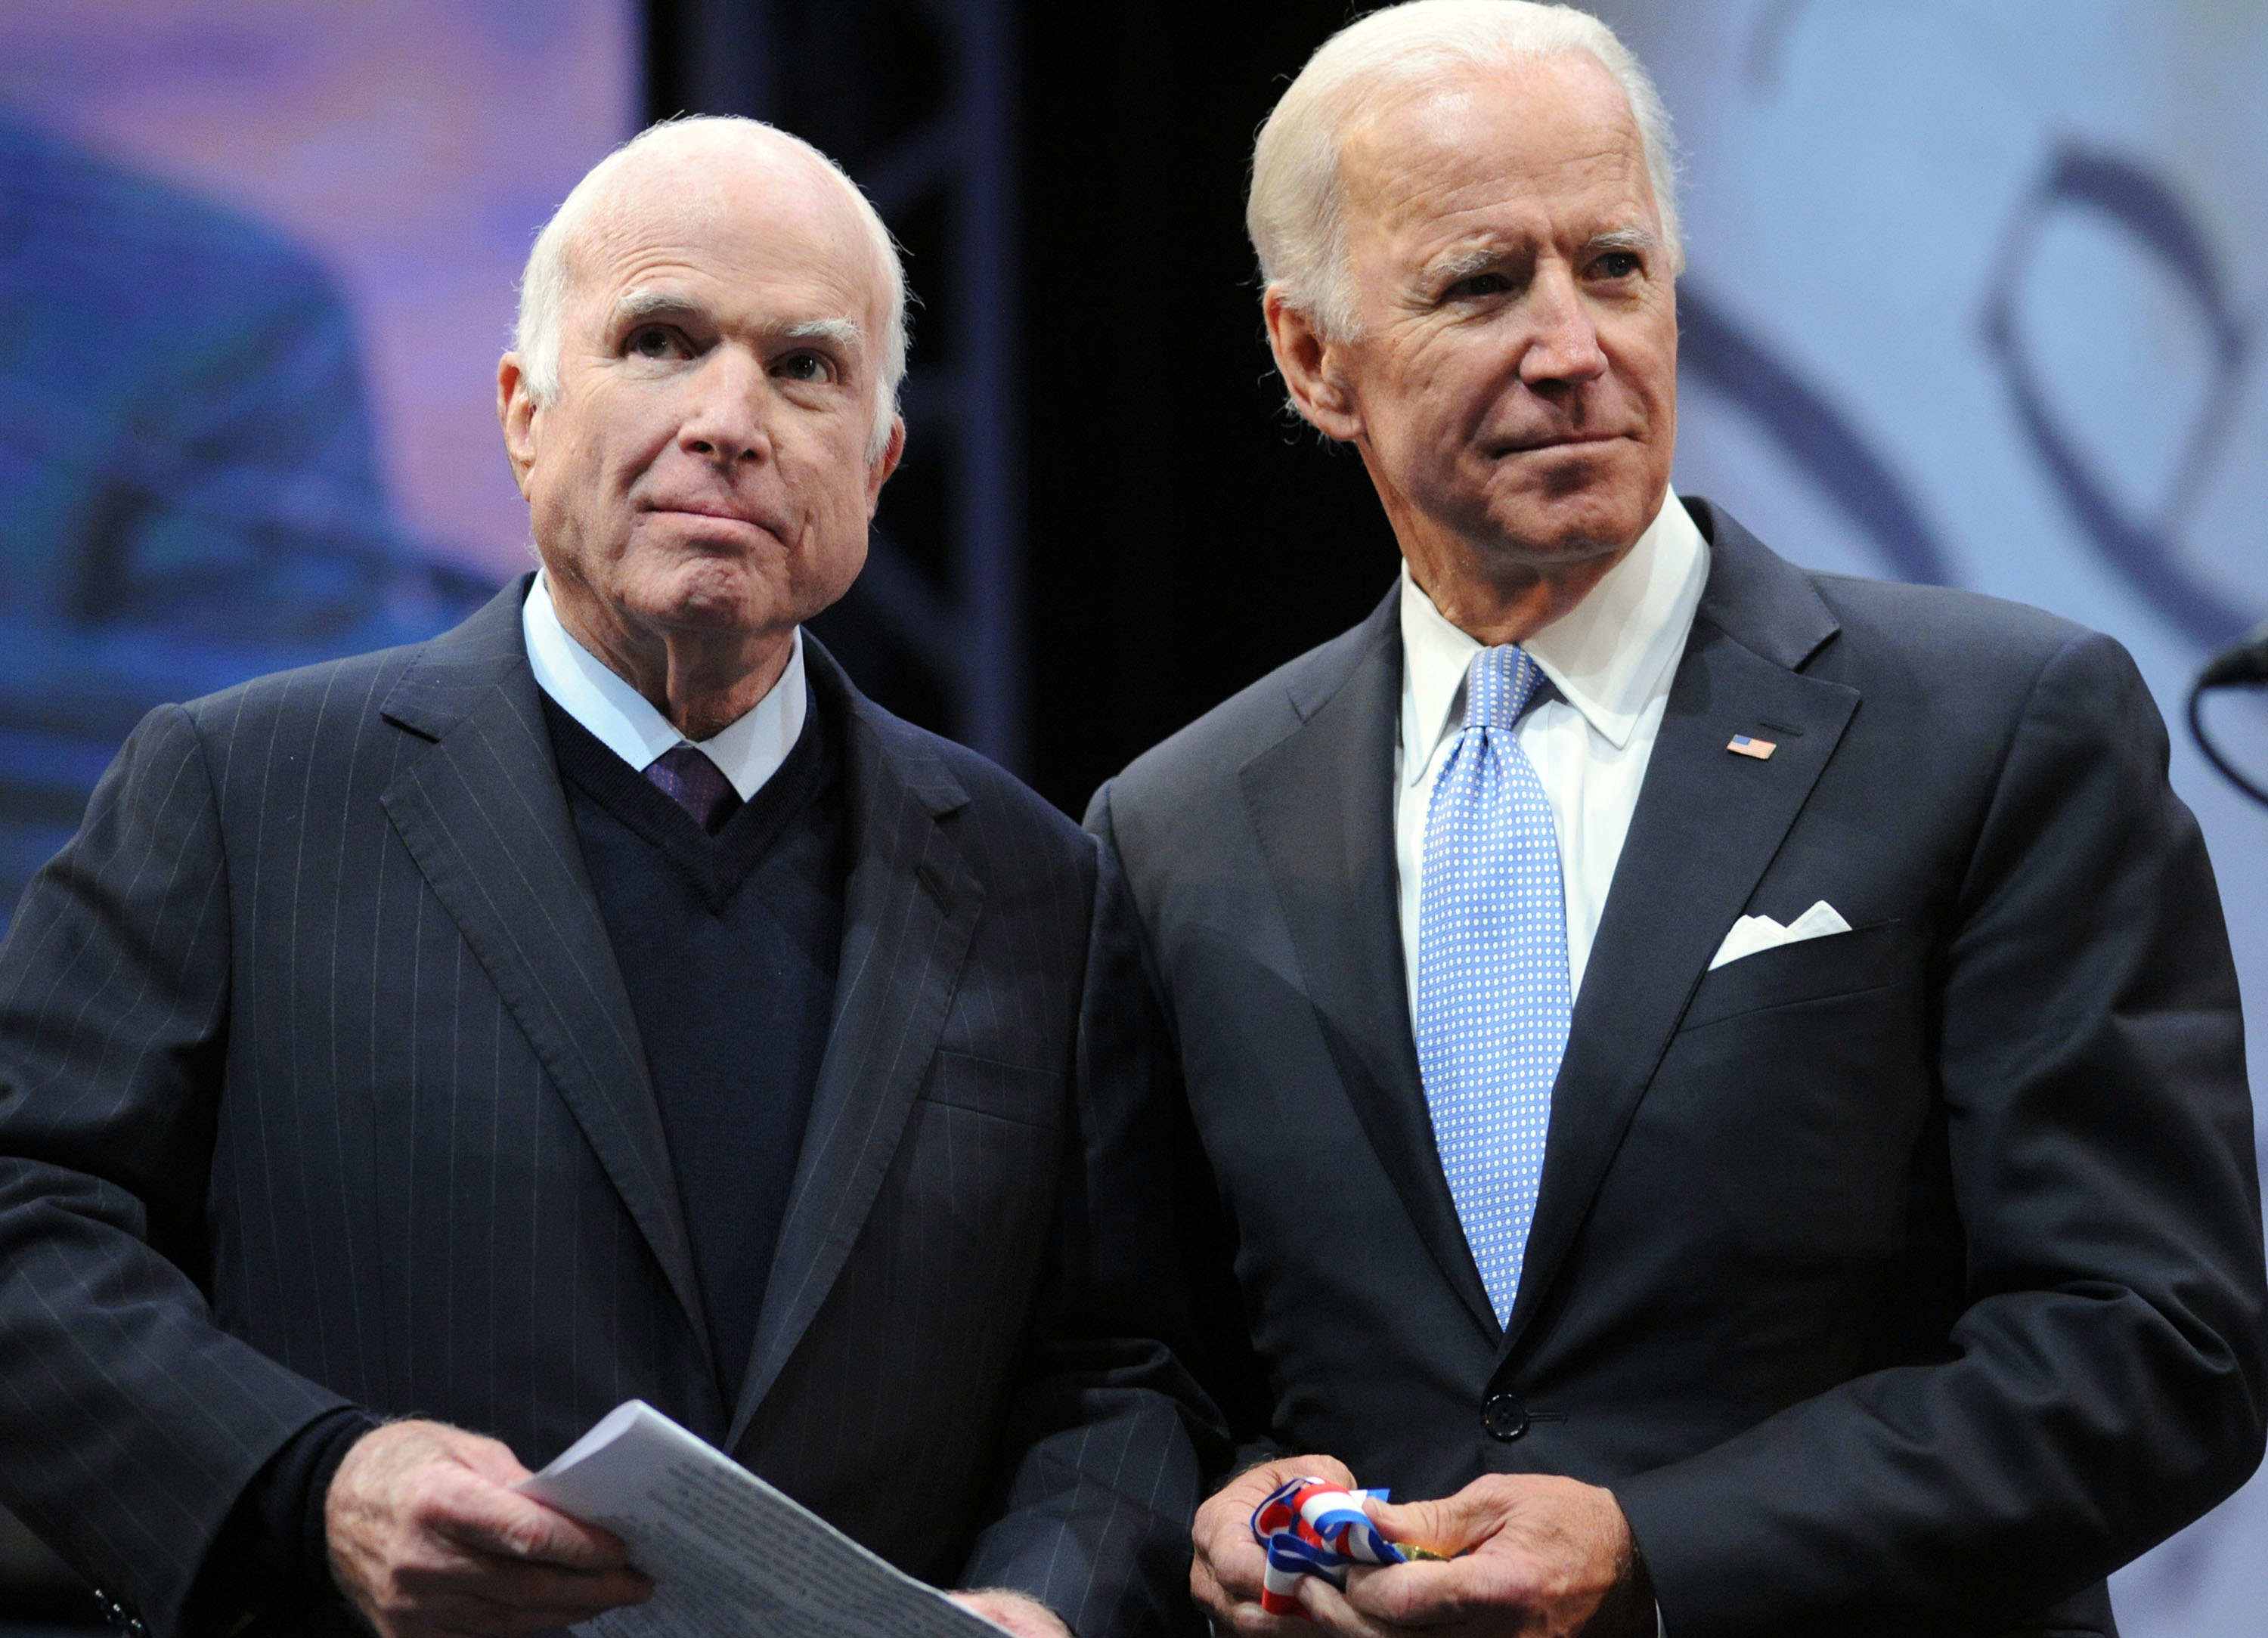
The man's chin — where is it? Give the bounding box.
[1464,512,1645,572]
[628,561,849,641]
[1470,478,1659,567]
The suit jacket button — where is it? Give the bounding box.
[1482,1393,1529,1441]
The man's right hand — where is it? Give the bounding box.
[1191,1454,1359,1637]
[326,1419,653,1636]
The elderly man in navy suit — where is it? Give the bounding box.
[1084,5,2268,1636]
[0,117,1213,1638]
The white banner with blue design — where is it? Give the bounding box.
[1596,5,2268,1632]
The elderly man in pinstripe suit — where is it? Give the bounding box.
[0,117,1217,1638]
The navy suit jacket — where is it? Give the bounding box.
[0,577,1217,1637]
[1086,501,2266,1637]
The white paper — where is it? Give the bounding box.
[516,1400,1005,1638]
[1707,900,1853,971]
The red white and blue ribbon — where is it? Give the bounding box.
[1250,1477,1407,1615]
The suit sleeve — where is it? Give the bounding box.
[1085,787,1284,1479]
[959,812,1247,1638]
[0,704,351,1637]
[1615,631,2268,1634]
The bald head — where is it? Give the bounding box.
[515,116,906,457]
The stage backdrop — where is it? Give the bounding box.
[0,0,2260,1630]
[0,1,632,1607]
[0,0,635,923]
[1593,5,2268,1633]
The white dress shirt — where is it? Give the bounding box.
[521,571,808,801]
[1396,491,1710,1006]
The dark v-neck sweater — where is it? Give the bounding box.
[195,686,850,1619]
[541,689,847,1400]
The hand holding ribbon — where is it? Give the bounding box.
[1198,1459,1649,1638]
[1250,1477,1448,1616]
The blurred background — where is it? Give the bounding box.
[0,1,2260,1631]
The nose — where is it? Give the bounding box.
[1518,264,1609,390]
[676,346,772,466]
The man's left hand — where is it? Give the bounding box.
[951,1587,1074,1638]
[1299,1475,1645,1638]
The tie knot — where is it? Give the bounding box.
[1461,645,1543,732]
[645,745,742,835]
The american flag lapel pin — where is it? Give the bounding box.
[1727,733,1777,760]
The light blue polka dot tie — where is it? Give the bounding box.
[1415,644,1571,1329]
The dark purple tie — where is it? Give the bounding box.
[644,745,742,835]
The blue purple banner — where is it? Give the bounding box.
[0,0,634,916]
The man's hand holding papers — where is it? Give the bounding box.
[327,1420,653,1636]
[516,1401,1058,1638]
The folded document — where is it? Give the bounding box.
[517,1400,1005,1638]
[1708,900,1852,971]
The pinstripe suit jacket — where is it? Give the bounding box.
[0,577,1214,1638]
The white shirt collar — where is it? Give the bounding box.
[1400,488,1709,785]
[521,571,808,803]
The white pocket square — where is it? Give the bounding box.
[1708,900,1852,971]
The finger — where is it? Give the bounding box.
[432,1485,636,1572]
[1201,1535,1272,1604]
[398,1551,654,1609]
[1340,1560,1470,1628]
[1295,1575,1403,1638]
[1201,1455,1368,1626]
[1200,1472,1284,1535]
[1225,1598,1329,1638]
[1191,1552,1235,1617]
[1194,1508,1270,1605]
[1363,1494,1492,1560]
[1221,1455,1358,1513]
[1309,1455,1359,1491]
[1193,1559,1321,1638]
[1199,1462,1327,1604]
[392,1586,646,1635]
[1361,1497,1440,1547]
[1193,1571,1301,1636]
[1228,1454,1356,1493]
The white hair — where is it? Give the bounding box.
[513,115,907,460]
[1249,1,1683,341]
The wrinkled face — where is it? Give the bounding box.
[1329,54,1678,568]
[502,140,900,646]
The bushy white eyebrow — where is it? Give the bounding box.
[618,287,699,319]
[783,317,863,348]
[613,292,864,351]
[1424,224,1660,286]
[1428,244,1504,285]
[1586,226,1659,256]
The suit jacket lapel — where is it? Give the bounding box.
[376,575,711,1376]
[729,639,983,1444]
[1500,504,1861,1357]
[1242,590,1501,1342]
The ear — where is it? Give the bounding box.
[1263,286,1363,442]
[864,413,907,516]
[497,353,541,497]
